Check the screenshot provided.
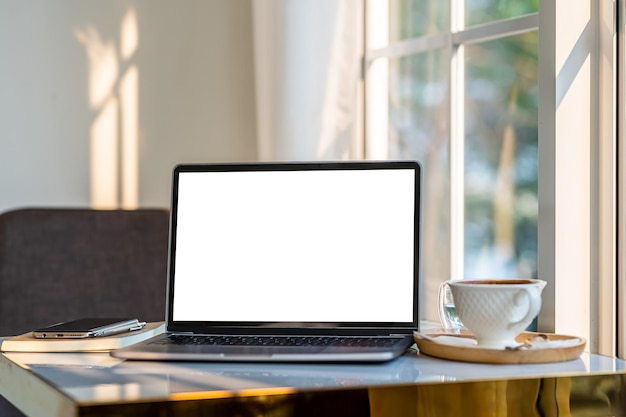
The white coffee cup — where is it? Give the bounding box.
[445,279,546,349]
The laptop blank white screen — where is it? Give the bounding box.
[172,167,416,324]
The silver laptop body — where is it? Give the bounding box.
[112,161,421,362]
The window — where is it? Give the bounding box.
[365,1,619,356]
[365,0,539,325]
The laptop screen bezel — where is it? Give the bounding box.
[165,161,422,336]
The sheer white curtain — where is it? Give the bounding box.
[252,0,363,161]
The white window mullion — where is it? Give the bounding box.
[366,33,448,60]
[594,0,617,357]
[453,13,538,45]
[449,0,465,278]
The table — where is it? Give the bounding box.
[2,346,626,416]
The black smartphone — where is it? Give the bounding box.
[32,318,145,339]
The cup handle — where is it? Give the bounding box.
[509,287,542,329]
[437,283,449,329]
[438,282,464,331]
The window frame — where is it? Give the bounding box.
[538,0,616,356]
[364,0,618,355]
[617,0,626,357]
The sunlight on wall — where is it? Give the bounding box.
[121,9,139,60]
[90,98,119,207]
[75,7,139,209]
[120,66,138,209]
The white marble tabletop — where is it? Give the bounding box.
[2,346,626,408]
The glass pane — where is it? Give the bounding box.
[466,0,538,27]
[389,0,448,41]
[387,50,450,322]
[464,31,538,279]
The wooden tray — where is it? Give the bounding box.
[413,330,586,364]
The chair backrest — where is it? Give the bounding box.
[0,208,169,336]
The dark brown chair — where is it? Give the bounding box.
[0,208,169,416]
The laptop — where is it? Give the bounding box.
[112,160,421,362]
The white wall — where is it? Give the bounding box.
[0,0,257,212]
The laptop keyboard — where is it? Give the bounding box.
[156,334,405,348]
